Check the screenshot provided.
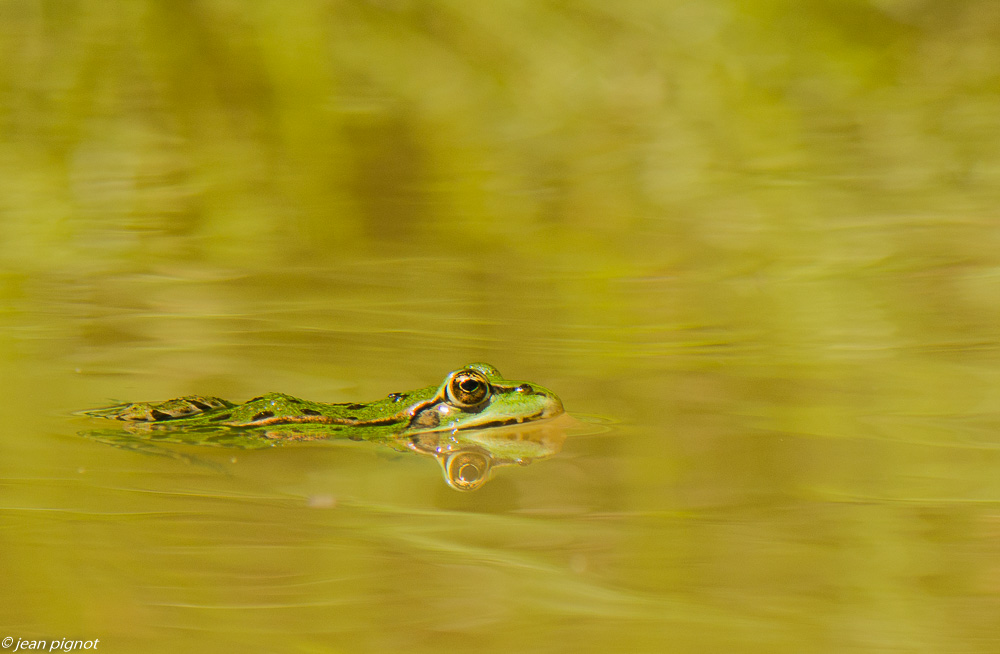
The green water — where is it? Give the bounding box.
[2,2,999,652]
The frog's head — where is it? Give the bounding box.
[406,363,564,434]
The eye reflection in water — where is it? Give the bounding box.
[407,418,573,491]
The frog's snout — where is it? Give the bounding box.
[540,394,564,419]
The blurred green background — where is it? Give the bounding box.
[1,1,999,652]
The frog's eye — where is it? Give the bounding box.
[444,451,491,491]
[446,370,490,408]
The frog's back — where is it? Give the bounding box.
[83,396,236,422]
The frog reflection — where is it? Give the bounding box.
[407,419,569,490]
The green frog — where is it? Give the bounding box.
[83,363,567,490]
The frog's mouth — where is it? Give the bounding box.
[460,385,564,430]
[454,407,555,431]
[409,388,564,433]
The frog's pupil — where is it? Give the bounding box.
[459,379,480,393]
[458,462,481,481]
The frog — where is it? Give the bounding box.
[82,363,567,490]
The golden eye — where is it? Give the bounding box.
[445,451,491,491]
[446,370,490,407]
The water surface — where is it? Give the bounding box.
[2,2,999,652]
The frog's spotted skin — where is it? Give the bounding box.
[83,363,564,445]
[85,395,236,422]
